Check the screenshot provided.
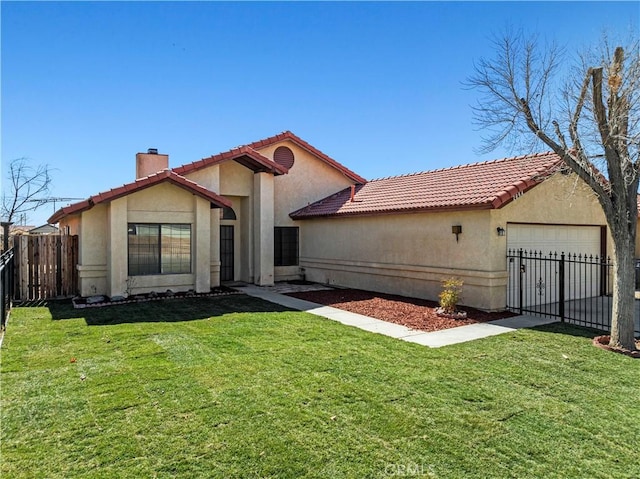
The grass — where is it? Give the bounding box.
[1,295,639,478]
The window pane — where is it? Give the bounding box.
[161,224,191,274]
[128,224,160,275]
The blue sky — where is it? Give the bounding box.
[2,1,638,226]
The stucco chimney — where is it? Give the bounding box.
[136,148,169,179]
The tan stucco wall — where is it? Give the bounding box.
[240,196,253,282]
[194,195,212,293]
[253,172,274,285]
[77,204,108,296]
[299,209,502,309]
[127,183,195,221]
[184,165,220,192]
[299,172,612,311]
[108,196,128,298]
[59,215,81,236]
[219,162,253,197]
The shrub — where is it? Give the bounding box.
[438,278,464,314]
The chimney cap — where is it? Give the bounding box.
[147,148,158,155]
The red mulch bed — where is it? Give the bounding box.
[592,335,640,359]
[287,288,517,333]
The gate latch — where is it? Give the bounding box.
[520,264,526,273]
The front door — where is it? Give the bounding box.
[220,225,234,282]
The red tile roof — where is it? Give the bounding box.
[173,145,288,176]
[48,169,232,224]
[173,131,366,184]
[290,152,564,219]
[246,131,367,184]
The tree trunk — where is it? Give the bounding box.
[609,225,638,351]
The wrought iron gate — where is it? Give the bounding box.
[507,249,640,336]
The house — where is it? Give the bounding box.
[49,131,612,311]
[49,131,364,298]
[27,224,60,235]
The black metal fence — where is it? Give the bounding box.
[507,249,640,336]
[1,248,15,330]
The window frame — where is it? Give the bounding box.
[127,223,192,276]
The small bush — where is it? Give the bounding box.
[438,278,464,313]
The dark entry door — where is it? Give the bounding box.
[220,225,234,282]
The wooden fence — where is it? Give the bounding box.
[13,235,78,301]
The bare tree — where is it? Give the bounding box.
[467,31,639,351]
[1,158,52,224]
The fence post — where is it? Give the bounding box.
[518,248,524,315]
[558,252,565,322]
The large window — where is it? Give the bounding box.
[128,223,191,275]
[274,227,299,266]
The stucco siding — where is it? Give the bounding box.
[127,182,195,219]
[183,165,220,192]
[299,210,503,310]
[219,161,253,197]
[59,215,81,236]
[77,204,108,296]
[253,173,274,285]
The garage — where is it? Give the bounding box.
[506,223,603,257]
[506,223,606,308]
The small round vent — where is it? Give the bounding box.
[274,146,295,169]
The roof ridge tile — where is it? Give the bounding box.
[367,151,557,182]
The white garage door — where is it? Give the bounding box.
[507,224,601,256]
[507,224,603,307]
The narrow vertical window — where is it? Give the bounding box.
[274,227,299,266]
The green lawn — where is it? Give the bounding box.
[1,295,639,479]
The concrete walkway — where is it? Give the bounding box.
[237,285,558,348]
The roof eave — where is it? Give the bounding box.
[290,202,496,220]
[174,147,287,177]
[48,172,231,224]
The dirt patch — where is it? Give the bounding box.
[287,288,517,333]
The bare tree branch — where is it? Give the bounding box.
[1,158,53,224]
